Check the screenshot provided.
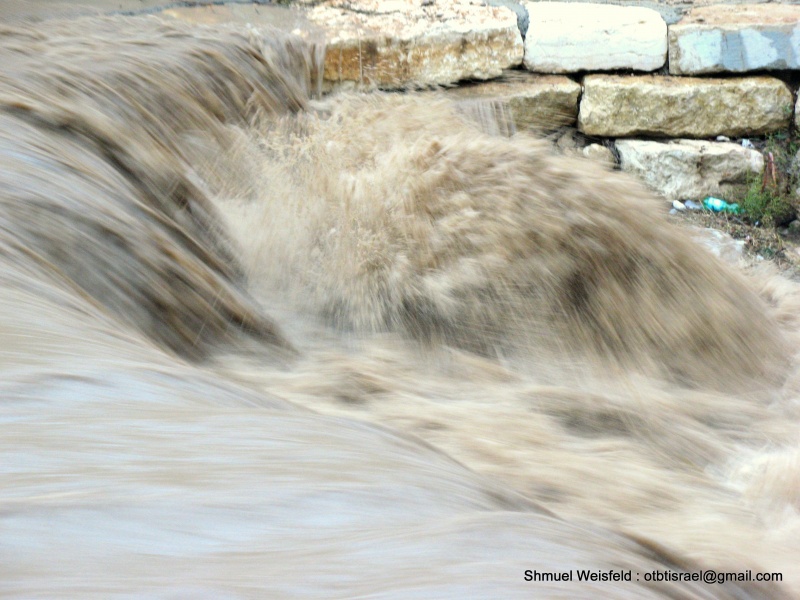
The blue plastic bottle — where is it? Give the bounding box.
[702,196,741,214]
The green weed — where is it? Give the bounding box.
[737,132,797,225]
[741,175,793,225]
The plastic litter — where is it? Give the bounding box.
[741,139,755,149]
[672,200,686,211]
[684,200,702,211]
[702,196,741,214]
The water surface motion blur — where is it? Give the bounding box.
[1,4,798,599]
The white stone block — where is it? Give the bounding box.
[523,2,667,73]
[616,139,763,201]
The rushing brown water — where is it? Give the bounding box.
[1,12,798,599]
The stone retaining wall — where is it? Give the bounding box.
[161,1,800,204]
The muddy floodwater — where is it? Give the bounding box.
[0,5,798,599]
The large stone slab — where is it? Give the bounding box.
[522,2,667,73]
[579,75,793,138]
[616,139,764,201]
[443,72,581,130]
[304,1,524,89]
[669,5,800,75]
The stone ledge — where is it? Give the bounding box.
[305,1,524,89]
[522,2,667,73]
[669,4,800,75]
[617,139,764,201]
[579,75,793,138]
[442,71,581,130]
[524,2,667,73]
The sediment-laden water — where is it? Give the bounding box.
[0,13,798,599]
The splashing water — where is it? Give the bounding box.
[0,11,798,600]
